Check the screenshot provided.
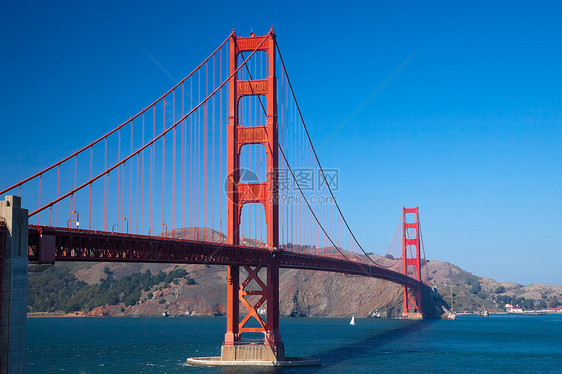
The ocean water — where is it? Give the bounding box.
[27,314,562,373]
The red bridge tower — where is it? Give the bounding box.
[222,28,284,361]
[402,206,423,318]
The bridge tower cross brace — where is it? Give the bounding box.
[402,206,423,318]
[223,29,284,360]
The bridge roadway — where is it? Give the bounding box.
[26,225,422,288]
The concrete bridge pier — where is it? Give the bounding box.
[0,196,28,373]
[187,256,319,367]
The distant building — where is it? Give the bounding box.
[505,303,525,313]
[508,307,523,313]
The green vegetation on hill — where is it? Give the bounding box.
[28,265,195,313]
[28,265,88,313]
[495,295,548,310]
[464,274,482,295]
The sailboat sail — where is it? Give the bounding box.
[350,315,355,325]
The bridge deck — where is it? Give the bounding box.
[27,225,421,288]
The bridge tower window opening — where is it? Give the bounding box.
[236,50,269,81]
[240,203,267,248]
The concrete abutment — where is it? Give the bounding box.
[0,196,28,374]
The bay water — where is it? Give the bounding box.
[27,314,562,373]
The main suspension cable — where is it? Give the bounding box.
[28,31,272,217]
[276,43,387,267]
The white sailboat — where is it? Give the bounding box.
[350,315,355,325]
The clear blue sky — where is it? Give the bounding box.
[1,1,561,285]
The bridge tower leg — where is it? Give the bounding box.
[0,195,28,373]
[402,206,423,319]
[221,28,284,362]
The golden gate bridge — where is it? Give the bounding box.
[0,28,434,367]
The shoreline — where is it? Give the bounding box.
[27,312,562,319]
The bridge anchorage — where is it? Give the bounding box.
[0,26,440,371]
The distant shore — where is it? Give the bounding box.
[27,312,84,318]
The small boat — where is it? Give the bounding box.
[350,315,355,325]
[162,309,169,317]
